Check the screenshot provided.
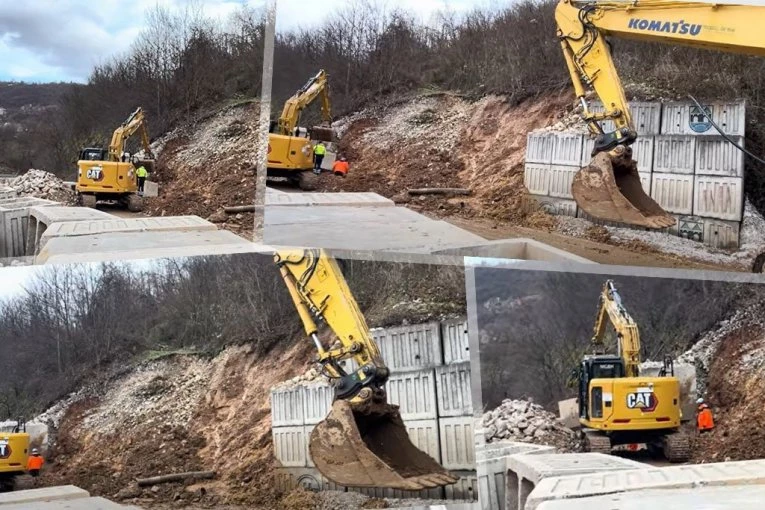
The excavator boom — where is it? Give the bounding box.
[556,0,764,227]
[275,249,457,490]
[277,70,334,140]
[108,107,154,162]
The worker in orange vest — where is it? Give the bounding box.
[332,156,350,177]
[27,448,44,477]
[696,398,715,433]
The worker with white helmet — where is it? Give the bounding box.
[696,398,715,433]
[27,448,44,477]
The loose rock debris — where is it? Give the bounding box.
[483,399,579,451]
[10,169,76,203]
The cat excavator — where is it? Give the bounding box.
[76,107,155,212]
[0,420,33,492]
[577,280,690,462]
[275,248,458,490]
[268,70,336,191]
[557,0,764,228]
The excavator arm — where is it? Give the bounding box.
[275,248,458,490]
[277,70,333,136]
[556,0,764,228]
[589,280,641,377]
[107,107,154,162]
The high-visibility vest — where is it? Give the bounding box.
[313,144,326,156]
[697,407,714,430]
[136,166,148,178]
[27,456,43,470]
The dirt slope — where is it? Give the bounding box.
[43,342,314,509]
[146,101,261,237]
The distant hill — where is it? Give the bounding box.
[0,81,80,175]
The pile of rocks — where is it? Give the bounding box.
[10,169,74,202]
[483,399,579,451]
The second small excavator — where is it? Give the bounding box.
[576,280,690,462]
[556,0,764,228]
[275,248,458,490]
[267,70,336,191]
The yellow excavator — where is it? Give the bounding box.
[557,0,764,228]
[267,70,335,191]
[0,421,33,492]
[76,107,155,212]
[275,248,458,490]
[577,280,690,462]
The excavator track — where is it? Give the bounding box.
[582,430,612,455]
[662,431,691,463]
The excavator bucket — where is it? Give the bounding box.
[311,126,335,142]
[309,400,459,490]
[572,150,675,229]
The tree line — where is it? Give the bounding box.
[0,252,465,419]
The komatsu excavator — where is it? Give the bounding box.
[268,70,336,191]
[577,280,690,462]
[76,107,155,212]
[275,248,458,490]
[557,0,764,228]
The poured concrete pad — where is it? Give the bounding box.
[527,459,765,510]
[0,485,89,505]
[265,205,485,254]
[265,189,394,207]
[37,229,256,264]
[536,484,765,510]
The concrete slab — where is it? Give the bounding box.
[40,216,217,245]
[433,239,594,263]
[37,229,256,265]
[536,484,765,510]
[265,205,423,225]
[527,459,765,510]
[1,497,139,509]
[265,189,394,207]
[509,453,648,510]
[0,485,89,505]
[27,207,115,256]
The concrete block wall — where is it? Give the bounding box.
[524,99,746,248]
[272,317,477,501]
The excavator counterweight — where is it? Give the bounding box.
[276,249,457,490]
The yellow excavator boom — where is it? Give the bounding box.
[275,248,458,490]
[107,107,154,162]
[556,0,765,227]
[590,280,641,377]
[277,70,333,136]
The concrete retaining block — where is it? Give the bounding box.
[0,187,16,200]
[142,181,159,198]
[0,198,58,258]
[265,189,394,208]
[435,362,473,417]
[433,239,594,264]
[522,457,765,509]
[556,398,579,429]
[27,206,113,256]
[439,416,475,470]
[39,216,217,244]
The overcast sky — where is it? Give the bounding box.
[0,0,482,84]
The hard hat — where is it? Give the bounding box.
[340,156,347,161]
[696,398,704,404]
[31,448,38,454]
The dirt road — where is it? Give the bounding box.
[446,216,745,272]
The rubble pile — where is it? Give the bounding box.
[10,169,75,202]
[483,399,579,451]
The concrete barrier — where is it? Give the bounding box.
[476,442,555,510]
[527,458,765,509]
[142,180,159,198]
[26,206,114,256]
[556,399,579,429]
[265,188,394,207]
[0,485,89,505]
[536,484,765,510]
